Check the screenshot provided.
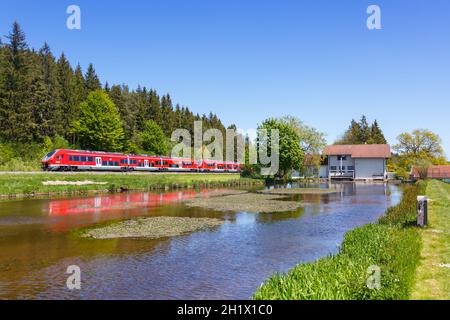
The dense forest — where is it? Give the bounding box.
[0,22,230,169]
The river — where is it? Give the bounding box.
[0,183,401,299]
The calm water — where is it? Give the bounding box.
[0,183,401,299]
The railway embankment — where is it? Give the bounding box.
[0,173,264,199]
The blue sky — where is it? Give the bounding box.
[1,0,450,156]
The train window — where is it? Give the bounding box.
[102,161,108,166]
[80,156,87,162]
[207,163,215,167]
[149,163,154,167]
[182,162,193,166]
[45,150,57,159]
[132,160,137,165]
[74,156,80,162]
[88,156,93,162]
[170,164,179,168]
[162,161,169,166]
[120,159,127,164]
[114,162,119,166]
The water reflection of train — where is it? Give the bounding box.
[48,190,210,216]
[42,149,241,173]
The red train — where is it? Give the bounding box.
[41,149,241,173]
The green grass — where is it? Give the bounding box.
[412,180,450,299]
[253,183,424,300]
[0,173,263,198]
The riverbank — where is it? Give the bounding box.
[0,173,264,199]
[253,182,425,300]
[412,180,450,299]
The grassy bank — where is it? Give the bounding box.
[412,180,450,299]
[253,183,425,300]
[0,173,263,198]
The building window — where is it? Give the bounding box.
[337,155,347,161]
[340,166,346,171]
[331,166,337,171]
[348,166,355,171]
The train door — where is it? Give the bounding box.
[95,157,102,167]
[144,160,149,168]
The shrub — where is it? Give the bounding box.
[0,136,72,171]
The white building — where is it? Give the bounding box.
[320,144,391,181]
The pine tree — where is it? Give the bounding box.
[161,94,175,136]
[174,104,182,128]
[56,53,74,138]
[336,116,388,145]
[109,85,132,138]
[148,89,162,125]
[369,120,387,144]
[104,81,110,92]
[84,63,101,92]
[40,43,63,137]
[0,22,34,143]
[28,43,63,140]
[71,64,87,106]
[358,115,370,143]
[335,119,361,144]
[133,86,148,132]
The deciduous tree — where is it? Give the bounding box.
[72,90,125,151]
[258,118,303,179]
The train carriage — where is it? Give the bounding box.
[41,149,241,173]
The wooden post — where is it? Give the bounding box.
[417,196,428,227]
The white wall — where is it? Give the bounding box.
[328,155,355,170]
[319,165,328,178]
[354,158,385,179]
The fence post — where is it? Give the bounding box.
[417,196,428,227]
